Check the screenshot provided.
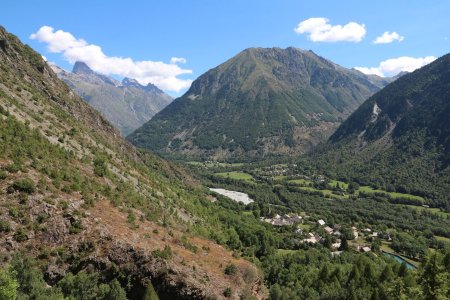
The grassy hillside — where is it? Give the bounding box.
[0,26,265,299]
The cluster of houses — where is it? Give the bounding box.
[262,213,303,226]
[256,164,292,179]
[262,212,391,254]
[301,219,347,247]
[301,220,382,253]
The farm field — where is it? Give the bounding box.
[329,180,349,189]
[435,236,450,244]
[358,186,424,202]
[402,205,449,218]
[295,186,348,199]
[187,161,244,168]
[288,178,313,185]
[214,171,255,182]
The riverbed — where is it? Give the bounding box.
[209,188,254,205]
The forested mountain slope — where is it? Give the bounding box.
[128,47,391,161]
[305,53,450,208]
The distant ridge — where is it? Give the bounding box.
[50,61,172,136]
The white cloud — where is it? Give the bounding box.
[294,17,366,42]
[30,26,192,92]
[170,57,187,64]
[355,56,437,77]
[354,67,384,77]
[373,31,404,44]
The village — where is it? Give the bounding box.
[261,213,389,254]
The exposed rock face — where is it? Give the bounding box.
[72,61,95,75]
[51,61,172,136]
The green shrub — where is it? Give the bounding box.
[0,104,9,115]
[14,228,28,242]
[127,212,136,224]
[152,245,172,259]
[69,219,84,234]
[223,287,232,298]
[0,220,11,232]
[6,162,22,173]
[58,271,110,299]
[0,267,19,300]
[11,178,35,194]
[0,170,7,180]
[93,156,108,177]
[224,263,238,276]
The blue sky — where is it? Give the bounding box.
[3,0,450,96]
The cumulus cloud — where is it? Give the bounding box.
[373,31,404,44]
[355,56,436,77]
[30,26,192,92]
[294,17,366,42]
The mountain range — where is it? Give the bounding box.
[51,61,172,136]
[128,47,393,160]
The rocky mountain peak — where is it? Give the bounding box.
[121,78,164,94]
[145,82,164,94]
[122,77,141,87]
[72,61,95,75]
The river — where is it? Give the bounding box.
[382,252,417,270]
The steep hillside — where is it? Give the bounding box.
[51,62,172,136]
[128,47,390,161]
[0,26,265,299]
[306,53,450,208]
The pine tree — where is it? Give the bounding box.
[339,237,349,251]
[142,282,159,300]
[106,279,127,300]
[380,265,394,282]
[419,252,446,300]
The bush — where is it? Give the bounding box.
[0,220,11,232]
[69,219,84,234]
[11,178,35,194]
[152,245,172,259]
[0,170,7,180]
[224,263,238,276]
[93,156,108,177]
[58,271,110,299]
[0,267,19,300]
[0,104,9,116]
[14,228,28,242]
[6,162,22,173]
[223,287,232,298]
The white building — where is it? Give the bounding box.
[324,226,334,234]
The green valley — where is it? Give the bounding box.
[2,3,450,299]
